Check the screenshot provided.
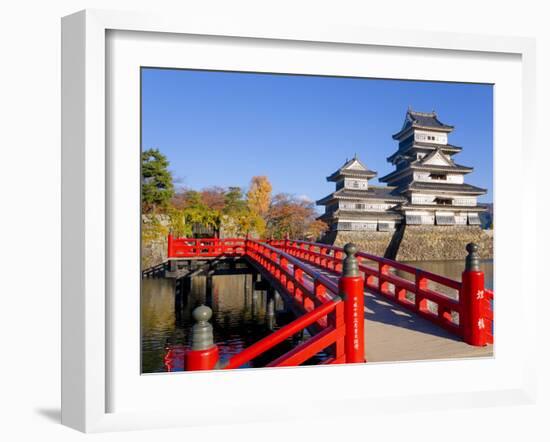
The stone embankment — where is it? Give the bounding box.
[395,226,492,261]
[326,231,395,258]
[327,226,493,261]
[141,214,169,270]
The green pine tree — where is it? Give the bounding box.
[141,148,174,212]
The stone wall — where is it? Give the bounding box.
[395,225,493,261]
[326,230,395,257]
[141,237,168,270]
[325,225,493,261]
[141,214,170,269]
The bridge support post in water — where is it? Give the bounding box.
[339,243,366,363]
[184,305,219,371]
[461,243,487,347]
[205,272,213,306]
[266,296,275,331]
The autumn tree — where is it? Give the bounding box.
[169,189,221,236]
[305,219,329,241]
[141,148,174,212]
[213,186,264,237]
[247,176,272,217]
[171,187,195,210]
[236,209,266,237]
[201,186,226,211]
[265,194,326,240]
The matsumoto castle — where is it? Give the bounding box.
[317,108,487,232]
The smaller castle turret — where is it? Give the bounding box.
[316,155,405,232]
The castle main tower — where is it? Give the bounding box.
[380,109,487,226]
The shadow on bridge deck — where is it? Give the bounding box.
[364,291,493,363]
[298,261,493,363]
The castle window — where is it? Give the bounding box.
[435,197,453,205]
[429,173,446,180]
[338,222,352,230]
[468,213,481,225]
[406,214,422,225]
[436,214,455,225]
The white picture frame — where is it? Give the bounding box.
[61,9,538,433]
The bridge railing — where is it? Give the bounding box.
[273,239,493,346]
[167,235,491,372]
[222,298,345,369]
[167,234,246,258]
[183,239,365,370]
[246,240,340,314]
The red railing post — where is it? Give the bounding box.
[415,272,429,312]
[334,249,343,272]
[338,243,365,363]
[379,262,390,295]
[461,243,487,346]
[184,305,219,370]
[167,232,174,258]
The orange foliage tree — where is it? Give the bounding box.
[266,193,328,240]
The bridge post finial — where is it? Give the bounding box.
[461,243,487,347]
[184,305,219,370]
[343,243,360,277]
[465,243,480,272]
[339,243,365,363]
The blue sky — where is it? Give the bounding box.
[141,68,493,205]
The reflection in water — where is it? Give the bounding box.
[141,273,294,373]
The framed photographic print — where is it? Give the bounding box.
[61,9,537,433]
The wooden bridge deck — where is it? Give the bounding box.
[297,262,493,363]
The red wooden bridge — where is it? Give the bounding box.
[162,235,493,370]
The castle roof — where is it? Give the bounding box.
[316,186,406,205]
[387,141,463,163]
[380,148,473,182]
[326,155,377,181]
[392,109,454,140]
[399,202,487,212]
[318,209,403,222]
[403,181,487,195]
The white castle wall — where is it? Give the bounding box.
[414,130,448,144]
[343,177,369,189]
[413,172,465,184]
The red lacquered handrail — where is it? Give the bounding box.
[273,239,492,342]
[247,239,339,296]
[168,235,246,258]
[222,298,343,369]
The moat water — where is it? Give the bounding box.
[403,259,493,290]
[141,259,493,373]
[141,273,300,373]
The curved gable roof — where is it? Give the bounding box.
[393,109,454,139]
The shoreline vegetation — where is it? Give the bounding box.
[141,148,328,268]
